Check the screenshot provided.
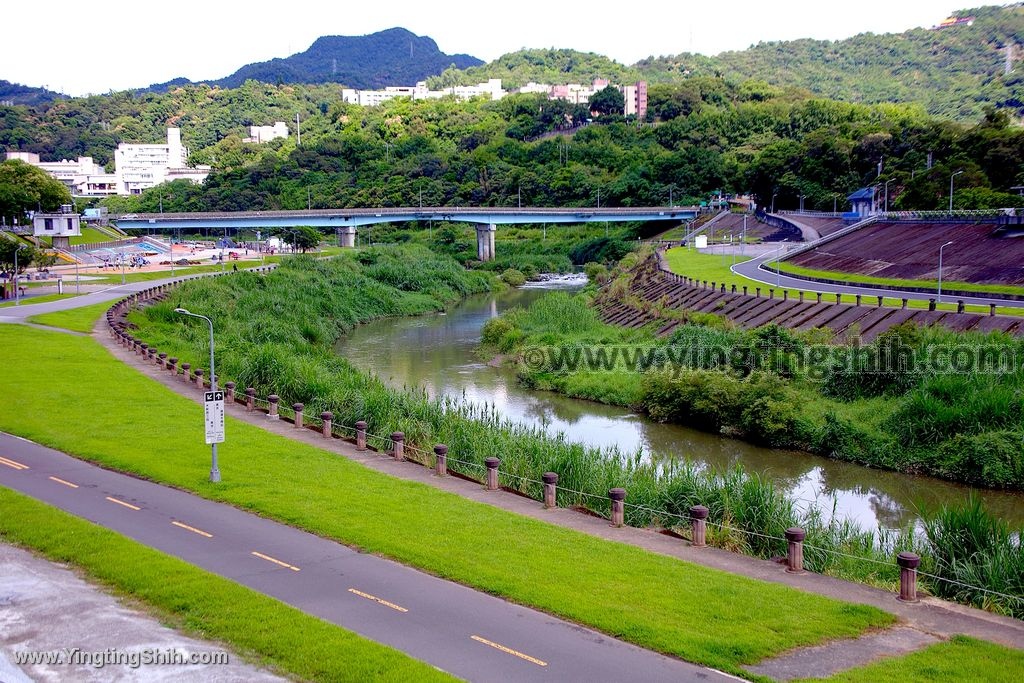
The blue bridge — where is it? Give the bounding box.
[114,206,697,261]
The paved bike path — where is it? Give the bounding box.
[0,433,730,683]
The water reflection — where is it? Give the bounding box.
[335,282,1024,529]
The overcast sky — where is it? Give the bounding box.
[5,0,969,96]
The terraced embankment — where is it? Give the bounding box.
[596,251,1023,341]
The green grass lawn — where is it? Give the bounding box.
[795,635,1024,683]
[774,261,1024,299]
[0,293,77,308]
[27,301,112,333]
[0,489,453,682]
[0,320,894,676]
[664,248,1024,317]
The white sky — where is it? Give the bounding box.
[4,0,969,96]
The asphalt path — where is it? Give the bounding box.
[0,433,733,682]
[731,248,1024,309]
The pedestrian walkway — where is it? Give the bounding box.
[93,313,1024,679]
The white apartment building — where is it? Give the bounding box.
[4,152,118,196]
[341,79,505,106]
[244,121,290,144]
[114,128,210,195]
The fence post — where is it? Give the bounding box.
[785,527,805,573]
[543,472,558,509]
[355,421,367,450]
[769,289,775,299]
[391,432,405,461]
[742,286,748,296]
[816,292,822,304]
[990,303,997,316]
[267,395,279,420]
[897,552,920,602]
[434,444,447,476]
[321,412,333,438]
[180,363,191,382]
[224,382,235,402]
[836,293,842,304]
[690,505,709,547]
[756,287,761,298]
[877,295,884,307]
[245,388,255,412]
[169,357,178,374]
[292,403,304,429]
[139,342,148,358]
[855,294,862,306]
[731,284,736,293]
[902,298,908,309]
[193,369,203,388]
[158,352,167,367]
[608,488,626,527]
[485,457,500,491]
[928,298,936,311]
[957,300,965,314]
[798,291,804,303]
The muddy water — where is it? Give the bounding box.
[335,277,1024,529]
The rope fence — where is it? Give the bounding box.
[105,281,1024,616]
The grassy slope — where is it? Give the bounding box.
[665,248,1024,317]
[0,489,453,682]
[27,301,114,333]
[0,320,892,675]
[795,635,1024,683]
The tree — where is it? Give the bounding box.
[274,226,321,252]
[0,238,38,274]
[0,159,71,223]
[589,86,625,117]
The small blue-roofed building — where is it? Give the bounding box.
[846,187,877,218]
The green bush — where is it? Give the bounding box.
[500,268,526,286]
[936,431,1024,488]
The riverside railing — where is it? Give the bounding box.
[106,283,1024,614]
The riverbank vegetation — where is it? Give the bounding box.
[0,321,895,676]
[122,248,1024,617]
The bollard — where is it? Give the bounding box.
[877,295,884,307]
[731,284,736,293]
[897,552,921,602]
[139,342,148,357]
[798,291,804,303]
[542,472,558,509]
[321,412,333,438]
[836,293,842,304]
[355,420,367,450]
[158,352,167,367]
[391,432,405,461]
[855,294,862,306]
[608,488,626,527]
[434,444,448,476]
[147,348,156,362]
[928,298,936,311]
[816,292,822,304]
[292,403,304,429]
[193,368,203,388]
[224,381,235,402]
[902,298,908,309]
[957,300,965,314]
[783,290,788,301]
[711,282,716,291]
[268,395,279,420]
[990,303,997,317]
[720,283,725,293]
[485,457,500,491]
[756,287,761,298]
[180,361,190,379]
[703,280,708,289]
[245,387,255,412]
[169,357,178,374]
[690,505,709,547]
[785,527,806,573]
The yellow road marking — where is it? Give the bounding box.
[48,476,79,488]
[0,456,29,470]
[171,521,213,538]
[251,551,301,572]
[470,635,548,667]
[105,496,141,510]
[347,588,409,613]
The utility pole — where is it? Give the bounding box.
[296,113,301,146]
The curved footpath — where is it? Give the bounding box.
[2,272,1024,681]
[732,249,1024,309]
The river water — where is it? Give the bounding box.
[335,277,1024,529]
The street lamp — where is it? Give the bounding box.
[937,240,954,303]
[174,307,221,483]
[770,193,777,213]
[949,170,964,212]
[13,244,26,306]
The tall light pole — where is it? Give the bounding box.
[13,244,26,306]
[174,308,221,483]
[949,170,964,212]
[937,240,954,303]
[770,193,777,213]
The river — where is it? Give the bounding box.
[335,277,1024,530]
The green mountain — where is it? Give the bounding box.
[0,80,62,107]
[636,4,1024,120]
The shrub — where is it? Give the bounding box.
[500,268,526,287]
[936,431,1024,488]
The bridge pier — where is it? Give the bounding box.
[337,226,357,248]
[476,224,496,262]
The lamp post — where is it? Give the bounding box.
[13,244,26,306]
[937,240,954,303]
[174,308,221,483]
[119,252,126,284]
[949,170,964,212]
[770,193,777,214]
